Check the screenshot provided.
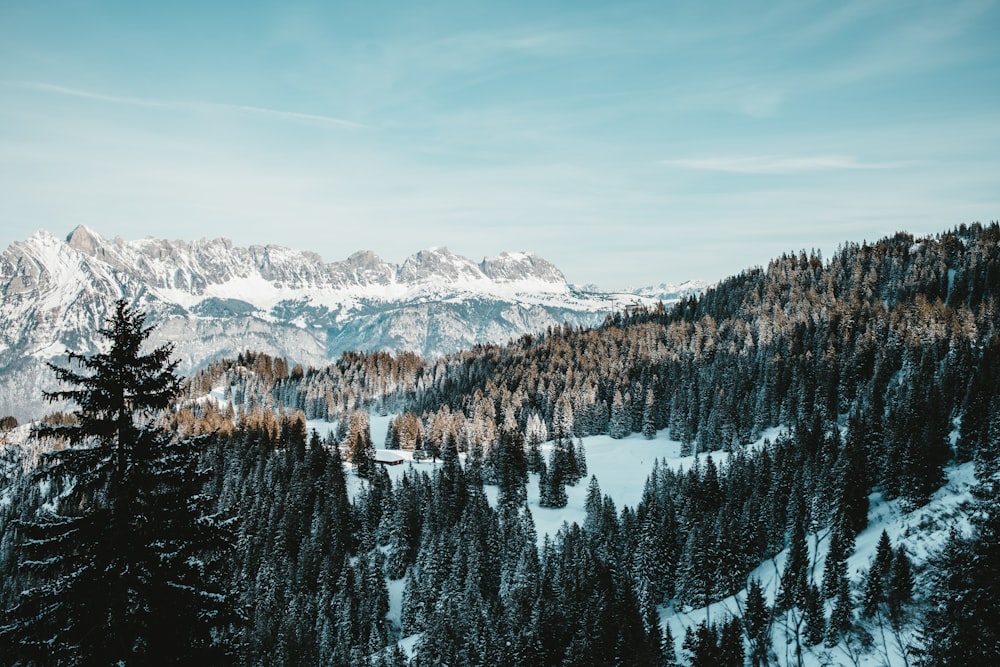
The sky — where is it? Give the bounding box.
[1,0,998,289]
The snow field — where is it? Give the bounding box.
[297,415,978,666]
[656,460,977,667]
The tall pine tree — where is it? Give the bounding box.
[1,300,238,665]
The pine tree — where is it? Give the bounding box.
[718,616,745,667]
[537,460,552,507]
[839,412,871,534]
[0,300,237,665]
[804,583,825,646]
[493,426,527,507]
[347,410,376,478]
[609,390,630,439]
[743,577,772,667]
[639,582,665,663]
[573,437,588,481]
[887,545,913,622]
[677,523,716,610]
[825,571,853,647]
[661,622,678,666]
[384,417,398,448]
[683,620,720,667]
[527,437,544,475]
[777,495,810,612]
[822,517,854,600]
[540,447,567,508]
[862,530,894,617]
[642,388,658,439]
[525,412,547,474]
[917,515,1000,665]
[583,476,603,534]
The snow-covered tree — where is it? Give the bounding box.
[346,409,376,477]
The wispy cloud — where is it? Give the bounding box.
[1,81,161,107]
[809,0,996,87]
[204,103,365,129]
[0,81,366,129]
[661,155,920,174]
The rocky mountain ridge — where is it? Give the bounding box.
[0,226,706,419]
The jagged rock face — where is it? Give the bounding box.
[396,247,485,285]
[0,226,705,420]
[479,251,566,284]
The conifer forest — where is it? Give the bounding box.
[2,223,1000,666]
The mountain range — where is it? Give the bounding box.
[0,226,705,419]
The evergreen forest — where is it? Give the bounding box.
[2,223,1000,665]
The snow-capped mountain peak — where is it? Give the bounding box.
[0,227,705,419]
[397,246,486,286]
[479,251,566,286]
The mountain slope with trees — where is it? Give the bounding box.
[1,223,999,665]
[0,226,703,420]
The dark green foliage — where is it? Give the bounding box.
[347,410,376,478]
[825,567,853,646]
[0,300,237,665]
[683,617,743,667]
[572,437,587,481]
[642,388,658,439]
[682,624,713,667]
[777,493,811,612]
[490,426,528,507]
[718,616,745,667]
[822,517,855,600]
[887,545,913,621]
[583,475,603,533]
[882,387,951,508]
[538,445,568,508]
[609,390,631,439]
[956,336,1000,460]
[214,412,383,666]
[743,578,772,667]
[677,522,717,610]
[661,622,678,666]
[5,224,1000,664]
[838,413,871,534]
[862,530,895,619]
[527,435,544,474]
[917,446,1000,665]
[804,583,826,646]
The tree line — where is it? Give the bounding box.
[2,223,1000,664]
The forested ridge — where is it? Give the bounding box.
[1,223,999,665]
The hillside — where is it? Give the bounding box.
[2,223,999,665]
[0,225,705,420]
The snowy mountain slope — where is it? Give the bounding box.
[314,417,971,667]
[654,460,976,667]
[0,227,703,419]
[630,280,711,303]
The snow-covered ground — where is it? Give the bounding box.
[516,430,787,545]
[314,414,788,543]
[306,414,780,533]
[657,460,977,667]
[263,411,978,666]
[10,396,978,665]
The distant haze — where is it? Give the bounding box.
[1,1,998,288]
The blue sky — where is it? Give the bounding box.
[1,0,998,288]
